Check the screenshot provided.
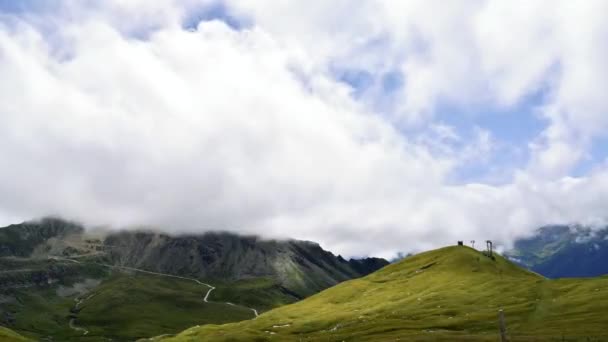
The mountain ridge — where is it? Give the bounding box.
[0,218,388,295]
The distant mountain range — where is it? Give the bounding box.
[507,225,608,278]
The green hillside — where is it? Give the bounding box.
[153,246,608,341]
[0,326,31,341]
[1,269,268,341]
[75,273,257,341]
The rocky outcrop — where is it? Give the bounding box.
[0,218,83,257]
[104,230,389,297]
[348,257,391,275]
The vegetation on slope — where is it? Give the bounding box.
[1,286,77,340]
[1,268,266,341]
[0,326,31,341]
[155,246,608,341]
[210,277,299,313]
[75,272,256,341]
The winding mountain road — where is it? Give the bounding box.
[203,285,214,302]
[51,256,259,335]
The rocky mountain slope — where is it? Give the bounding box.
[0,217,83,257]
[103,230,388,298]
[0,218,387,297]
[507,225,608,278]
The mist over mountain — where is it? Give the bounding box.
[1,218,387,297]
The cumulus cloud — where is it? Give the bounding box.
[1,1,608,258]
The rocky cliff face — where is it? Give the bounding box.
[104,230,389,297]
[0,218,83,257]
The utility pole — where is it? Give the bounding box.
[498,309,508,342]
[486,240,493,257]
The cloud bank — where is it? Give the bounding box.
[1,0,608,258]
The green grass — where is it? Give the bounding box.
[2,267,261,341]
[0,326,32,341]
[210,277,299,313]
[76,272,256,341]
[154,246,608,341]
[0,260,109,341]
[1,287,78,340]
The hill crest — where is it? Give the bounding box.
[156,244,608,341]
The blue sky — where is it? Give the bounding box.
[181,2,248,31]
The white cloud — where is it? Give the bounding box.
[226,0,608,175]
[1,1,608,258]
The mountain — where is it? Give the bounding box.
[507,225,608,278]
[103,230,388,298]
[0,218,387,341]
[155,246,608,341]
[0,217,83,257]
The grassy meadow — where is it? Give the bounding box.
[0,326,32,341]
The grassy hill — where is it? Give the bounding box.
[153,246,608,341]
[0,326,31,341]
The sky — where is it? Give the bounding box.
[1,0,608,258]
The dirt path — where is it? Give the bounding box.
[203,286,215,302]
